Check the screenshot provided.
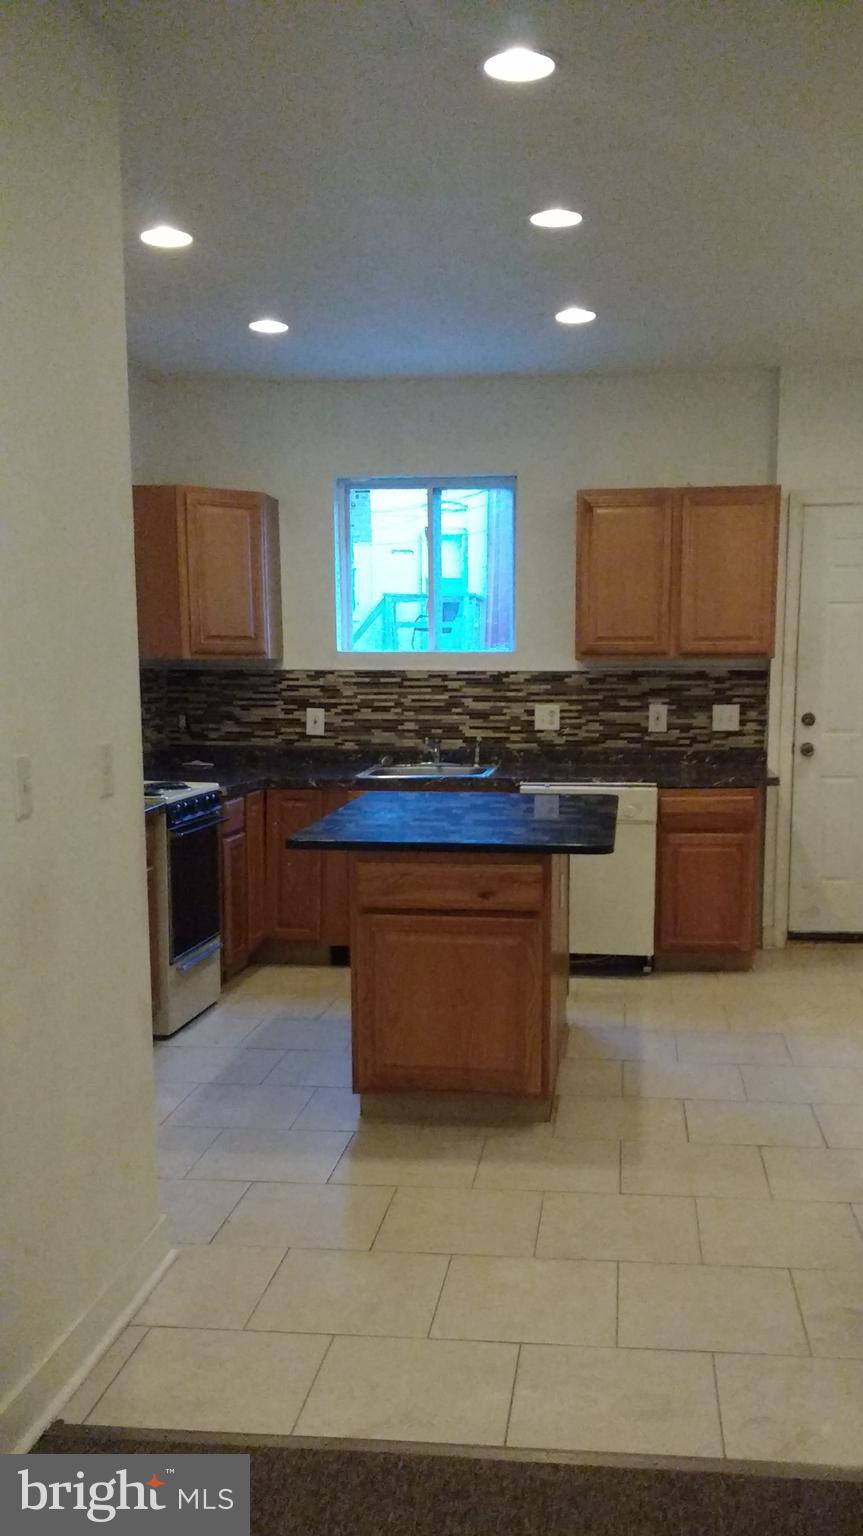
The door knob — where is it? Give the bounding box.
[800,742,815,757]
[800,711,816,727]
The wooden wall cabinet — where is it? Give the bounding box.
[133,484,282,661]
[576,485,779,659]
[656,789,762,964]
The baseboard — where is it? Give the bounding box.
[0,1215,174,1453]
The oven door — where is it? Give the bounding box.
[168,816,221,963]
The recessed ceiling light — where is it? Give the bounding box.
[483,47,556,83]
[140,224,193,249]
[555,306,596,325]
[248,318,289,335]
[530,207,583,229]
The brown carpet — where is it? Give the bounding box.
[35,1421,863,1536]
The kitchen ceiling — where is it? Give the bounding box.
[90,0,863,380]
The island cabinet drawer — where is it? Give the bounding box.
[353,854,545,914]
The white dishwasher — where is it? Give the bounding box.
[519,783,658,965]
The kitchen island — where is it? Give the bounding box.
[290,790,617,1122]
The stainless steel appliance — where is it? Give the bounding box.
[145,781,223,1036]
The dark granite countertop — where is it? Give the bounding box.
[143,746,777,796]
[289,790,618,855]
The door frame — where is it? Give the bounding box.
[766,491,863,946]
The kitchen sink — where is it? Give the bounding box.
[357,761,497,780]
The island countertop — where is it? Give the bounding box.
[288,789,617,855]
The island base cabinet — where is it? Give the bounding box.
[656,790,761,968]
[350,852,568,1101]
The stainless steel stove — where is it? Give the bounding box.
[145,781,223,1036]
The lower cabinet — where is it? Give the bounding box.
[656,790,761,964]
[245,790,268,952]
[220,790,269,979]
[267,789,324,942]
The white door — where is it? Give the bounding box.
[789,501,863,932]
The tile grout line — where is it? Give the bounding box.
[287,1334,336,1436]
[83,1326,152,1424]
[367,1185,398,1251]
[788,1266,814,1358]
[693,1196,705,1263]
[757,1145,774,1199]
[239,1247,291,1330]
[502,1343,521,1449]
[614,1261,620,1347]
[425,1254,453,1339]
[710,1353,728,1459]
[201,1180,252,1245]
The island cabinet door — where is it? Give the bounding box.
[267,789,324,942]
[245,790,268,953]
[353,912,544,1095]
[320,788,363,947]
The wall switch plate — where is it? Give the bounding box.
[14,755,33,820]
[306,707,326,737]
[534,703,560,732]
[98,741,115,798]
[648,701,668,733]
[712,703,741,732]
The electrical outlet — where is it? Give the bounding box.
[14,755,33,820]
[712,703,741,732]
[534,703,560,732]
[98,741,115,798]
[306,707,326,737]
[648,701,668,733]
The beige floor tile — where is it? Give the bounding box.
[815,1104,863,1148]
[154,1082,194,1122]
[62,1328,148,1423]
[725,988,863,1033]
[622,1142,769,1197]
[153,1046,285,1086]
[697,1196,863,1269]
[685,1100,823,1147]
[134,1245,283,1329]
[537,1192,699,1263]
[675,1030,790,1065]
[295,1335,517,1445]
[763,1147,863,1202]
[624,1061,744,1101]
[375,1187,542,1256]
[244,1014,348,1048]
[626,1000,730,1032]
[794,1269,863,1358]
[291,1088,361,1132]
[566,1026,676,1062]
[158,1178,249,1244]
[88,1327,329,1435]
[168,1005,268,1048]
[508,1345,722,1457]
[320,1000,351,1024]
[432,1255,616,1346]
[555,1060,622,1098]
[266,1050,353,1088]
[189,1128,351,1183]
[716,1354,863,1467]
[786,1033,863,1069]
[249,1248,446,1337]
[157,1124,221,1177]
[475,1132,619,1194]
[215,1181,393,1249]
[618,1261,807,1354]
[742,1065,863,1104]
[163,1083,313,1131]
[331,1126,485,1189]
[555,1097,687,1143]
[566,994,627,1027]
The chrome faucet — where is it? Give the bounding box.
[473,736,482,768]
[424,734,442,766]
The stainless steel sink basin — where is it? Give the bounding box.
[357,761,497,780]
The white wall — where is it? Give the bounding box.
[0,1,168,1449]
[130,368,778,671]
[777,364,863,491]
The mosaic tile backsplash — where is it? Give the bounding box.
[141,666,769,755]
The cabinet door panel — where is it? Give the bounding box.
[246,790,268,952]
[267,790,323,942]
[185,490,266,657]
[576,491,675,656]
[678,487,779,656]
[320,788,361,947]
[220,828,248,975]
[658,831,755,953]
[353,912,543,1094]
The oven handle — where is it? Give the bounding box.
[174,937,222,971]
[168,814,225,839]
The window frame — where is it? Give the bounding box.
[333,474,516,655]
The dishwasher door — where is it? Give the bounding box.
[519,784,658,961]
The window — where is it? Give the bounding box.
[334,476,515,653]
